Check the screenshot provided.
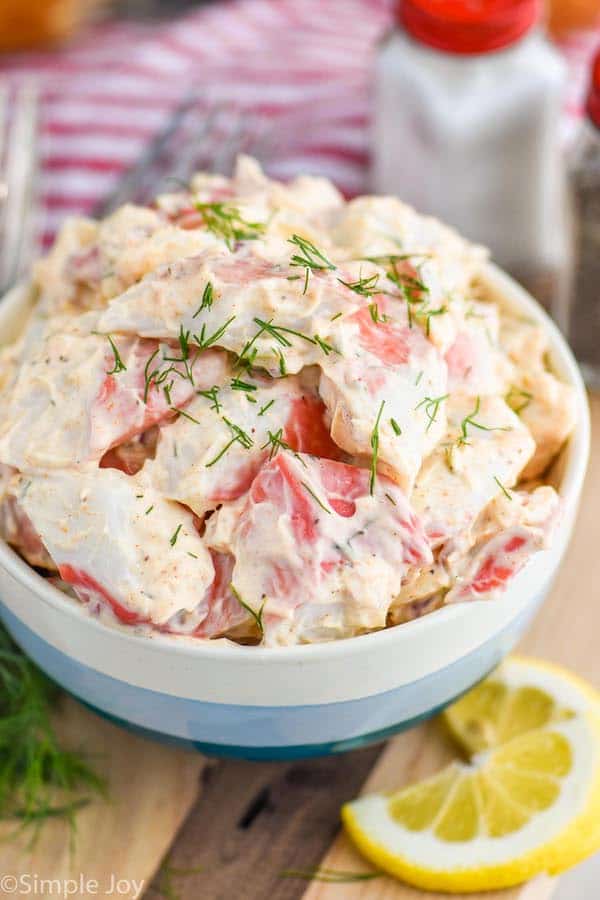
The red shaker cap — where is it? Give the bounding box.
[398,0,540,55]
[586,47,600,129]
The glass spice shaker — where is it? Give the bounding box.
[567,47,600,389]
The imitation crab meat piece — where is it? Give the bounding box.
[205,452,432,646]
[445,486,560,603]
[34,205,223,315]
[0,313,228,471]
[444,301,514,396]
[15,467,216,627]
[0,465,54,570]
[319,294,448,492]
[147,368,342,517]
[411,395,535,556]
[98,249,361,376]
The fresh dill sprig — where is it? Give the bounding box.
[288,234,336,294]
[369,400,385,495]
[197,386,222,413]
[301,481,332,514]
[0,624,105,833]
[280,867,381,883]
[313,334,338,356]
[105,335,127,375]
[390,418,402,436]
[494,475,513,500]
[260,428,293,460]
[419,304,447,337]
[193,315,236,352]
[194,202,265,250]
[258,398,275,417]
[192,281,214,318]
[205,417,253,467]
[230,585,266,637]
[230,377,257,394]
[457,396,510,446]
[175,408,202,425]
[368,302,389,324]
[416,394,449,432]
[169,524,183,546]
[145,505,154,515]
[338,272,380,297]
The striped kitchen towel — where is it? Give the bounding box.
[0,0,597,248]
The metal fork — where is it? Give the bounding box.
[0,82,40,297]
[94,95,271,218]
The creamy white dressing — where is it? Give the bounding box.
[0,156,577,645]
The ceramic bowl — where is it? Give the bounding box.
[0,264,590,759]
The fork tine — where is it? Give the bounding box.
[93,91,201,218]
[0,82,39,296]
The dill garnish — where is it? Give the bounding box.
[261,428,293,460]
[192,281,214,318]
[368,302,389,324]
[416,394,449,432]
[384,492,397,506]
[494,475,513,500]
[288,234,336,294]
[0,624,105,832]
[330,311,343,321]
[193,315,236,352]
[175,408,202,425]
[258,399,275,417]
[169,524,183,546]
[390,418,402,436]
[230,378,257,393]
[338,273,380,297]
[276,350,287,375]
[205,417,253,467]
[313,334,338,356]
[197,386,221,413]
[458,396,510,446]
[281,868,381,883]
[145,505,154,515]
[105,335,127,375]
[369,400,385,494]
[301,481,332,514]
[194,202,265,250]
[420,305,447,336]
[230,585,266,637]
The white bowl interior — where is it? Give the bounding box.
[0,264,590,683]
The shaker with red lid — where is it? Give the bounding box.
[372,0,570,316]
[567,46,600,388]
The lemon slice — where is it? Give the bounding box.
[342,658,600,893]
[444,656,599,755]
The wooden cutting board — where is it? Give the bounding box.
[0,699,204,897]
[302,394,600,900]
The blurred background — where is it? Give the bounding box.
[0,0,599,372]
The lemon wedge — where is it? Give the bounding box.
[443,656,598,755]
[342,657,600,893]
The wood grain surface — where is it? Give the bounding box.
[152,398,599,900]
[300,394,600,900]
[0,698,203,898]
[3,400,596,900]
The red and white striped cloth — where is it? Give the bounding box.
[0,0,598,249]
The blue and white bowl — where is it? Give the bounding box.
[0,264,589,760]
